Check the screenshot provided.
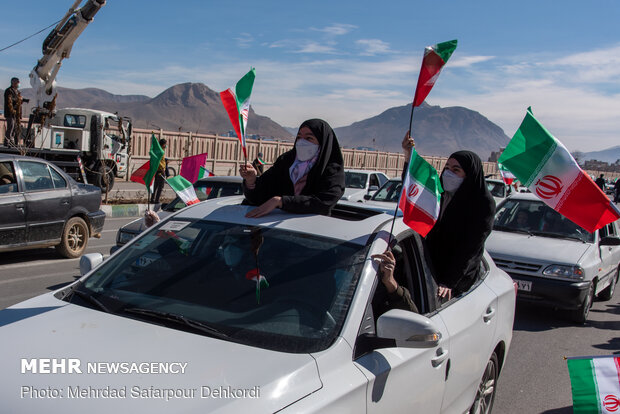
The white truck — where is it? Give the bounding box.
[1,0,131,192]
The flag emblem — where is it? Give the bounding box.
[604,395,620,412]
[408,184,420,198]
[535,175,563,199]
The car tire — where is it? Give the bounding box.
[96,163,115,193]
[571,282,594,324]
[469,352,499,414]
[56,217,89,258]
[598,269,618,301]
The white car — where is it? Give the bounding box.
[341,169,389,202]
[485,179,510,205]
[486,193,620,323]
[0,197,515,413]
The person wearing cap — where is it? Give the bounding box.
[252,152,265,175]
[3,77,23,146]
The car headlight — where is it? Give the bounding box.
[117,230,138,245]
[542,265,585,280]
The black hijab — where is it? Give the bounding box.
[295,118,344,178]
[426,150,496,293]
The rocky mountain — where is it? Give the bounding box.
[582,145,620,164]
[8,84,511,157]
[334,103,510,159]
[17,83,293,139]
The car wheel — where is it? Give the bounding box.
[96,163,115,193]
[56,217,89,258]
[598,268,618,301]
[571,282,594,324]
[469,352,499,414]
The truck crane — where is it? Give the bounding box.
[1,0,132,192]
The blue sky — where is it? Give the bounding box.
[1,0,619,152]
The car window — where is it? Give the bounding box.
[377,173,388,187]
[19,161,55,192]
[79,220,369,353]
[372,180,402,202]
[0,161,18,194]
[369,174,379,188]
[50,167,67,189]
[486,181,506,198]
[63,114,87,128]
[345,172,367,189]
[494,199,594,243]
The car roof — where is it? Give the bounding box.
[486,178,505,184]
[504,192,540,201]
[194,176,243,185]
[344,169,387,175]
[172,196,393,245]
[0,153,53,163]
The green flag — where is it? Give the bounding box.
[144,134,165,193]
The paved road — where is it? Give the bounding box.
[0,217,135,310]
[1,215,618,413]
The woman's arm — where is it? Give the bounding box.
[280,163,344,214]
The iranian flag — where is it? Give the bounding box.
[399,147,443,237]
[197,166,214,180]
[143,134,165,193]
[166,175,199,206]
[220,68,256,158]
[567,355,620,413]
[498,162,516,185]
[413,39,458,107]
[245,268,269,304]
[499,108,620,232]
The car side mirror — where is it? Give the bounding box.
[368,185,379,193]
[363,194,372,201]
[79,253,104,276]
[376,309,442,348]
[600,236,620,246]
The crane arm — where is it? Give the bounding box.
[29,0,106,111]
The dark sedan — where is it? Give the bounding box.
[0,154,105,258]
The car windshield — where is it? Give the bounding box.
[345,172,368,189]
[164,181,243,211]
[78,219,368,353]
[494,199,594,243]
[486,181,506,198]
[372,180,402,202]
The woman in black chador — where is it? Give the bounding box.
[240,119,345,218]
[402,134,495,299]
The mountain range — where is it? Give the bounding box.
[582,146,620,164]
[5,82,523,158]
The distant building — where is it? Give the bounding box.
[488,148,505,163]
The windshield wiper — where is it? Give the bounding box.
[123,308,229,339]
[71,289,113,313]
[529,231,585,243]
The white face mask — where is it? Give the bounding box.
[295,139,319,162]
[221,244,244,267]
[441,169,464,192]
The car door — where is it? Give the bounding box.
[19,160,71,243]
[353,235,449,413]
[438,260,499,413]
[599,222,620,287]
[0,160,26,246]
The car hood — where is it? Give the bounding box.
[486,230,592,264]
[341,188,366,200]
[0,294,322,413]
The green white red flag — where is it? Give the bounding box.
[498,108,620,232]
[567,355,620,413]
[413,39,458,107]
[220,68,256,158]
[498,162,516,185]
[399,147,443,237]
[246,268,269,304]
[197,166,214,180]
[143,134,165,195]
[166,175,200,206]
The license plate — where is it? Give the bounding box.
[514,279,532,292]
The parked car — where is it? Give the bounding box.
[341,169,389,202]
[1,197,515,413]
[360,178,401,211]
[113,175,243,251]
[0,153,105,258]
[486,192,620,323]
[485,178,510,205]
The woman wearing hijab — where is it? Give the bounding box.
[240,119,345,218]
[402,133,495,299]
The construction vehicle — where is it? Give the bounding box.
[1,0,131,192]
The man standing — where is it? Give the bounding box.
[595,174,606,191]
[150,138,168,204]
[3,77,23,146]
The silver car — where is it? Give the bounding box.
[487,192,620,323]
[341,169,389,202]
[1,197,515,413]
